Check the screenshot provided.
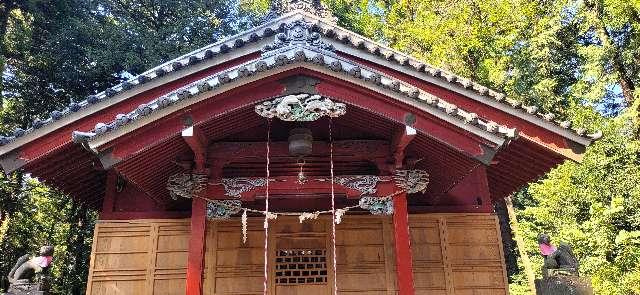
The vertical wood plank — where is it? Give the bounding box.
[382,219,397,295]
[438,217,454,295]
[185,198,206,295]
[85,223,100,295]
[393,193,415,295]
[147,224,160,295]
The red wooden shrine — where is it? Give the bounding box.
[0,2,599,294]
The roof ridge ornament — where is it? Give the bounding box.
[265,0,338,24]
[262,19,335,53]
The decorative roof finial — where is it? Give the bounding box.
[265,0,337,23]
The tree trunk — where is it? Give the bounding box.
[505,195,537,293]
[585,0,636,106]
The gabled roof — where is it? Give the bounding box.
[0,3,603,207]
[70,45,518,151]
[0,8,600,158]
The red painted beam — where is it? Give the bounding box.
[100,170,117,218]
[185,197,206,295]
[393,192,415,295]
[200,175,397,200]
[336,52,585,160]
[18,53,261,163]
[313,76,494,159]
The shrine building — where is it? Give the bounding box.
[0,1,600,295]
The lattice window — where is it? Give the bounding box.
[275,249,328,285]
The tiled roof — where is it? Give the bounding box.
[0,11,602,149]
[71,46,519,145]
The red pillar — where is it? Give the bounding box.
[393,192,415,295]
[185,197,206,295]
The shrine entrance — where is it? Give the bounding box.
[202,216,400,295]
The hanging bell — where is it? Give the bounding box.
[288,128,313,157]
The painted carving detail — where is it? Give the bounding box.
[263,19,334,52]
[394,169,429,194]
[222,177,268,198]
[207,200,242,220]
[166,173,208,199]
[333,175,380,195]
[255,94,346,121]
[359,196,393,215]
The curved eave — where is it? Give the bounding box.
[77,47,516,157]
[0,11,596,166]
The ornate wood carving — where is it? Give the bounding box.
[333,175,381,196]
[255,94,346,121]
[394,169,429,194]
[221,178,267,198]
[206,200,242,220]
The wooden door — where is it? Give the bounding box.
[271,220,331,295]
[273,235,329,295]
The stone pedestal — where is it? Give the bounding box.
[2,279,49,295]
[535,276,593,295]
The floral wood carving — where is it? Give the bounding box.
[207,200,242,220]
[394,169,430,194]
[333,175,380,195]
[263,20,334,53]
[359,196,393,215]
[221,177,268,198]
[255,93,346,121]
[166,173,208,199]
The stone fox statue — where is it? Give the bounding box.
[7,246,54,284]
[537,234,580,277]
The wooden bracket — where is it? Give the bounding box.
[391,125,417,168]
[182,126,209,173]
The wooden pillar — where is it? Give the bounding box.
[185,197,206,295]
[393,192,415,295]
[183,124,209,294]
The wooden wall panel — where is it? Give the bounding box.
[86,219,190,295]
[86,214,507,295]
[410,214,509,295]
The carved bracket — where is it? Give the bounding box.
[222,177,268,198]
[333,175,381,196]
[359,196,394,215]
[207,200,242,220]
[255,93,346,121]
[394,169,429,194]
[166,173,208,199]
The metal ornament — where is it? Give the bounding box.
[207,200,242,220]
[359,196,394,215]
[394,169,430,194]
[255,94,346,121]
[221,177,268,198]
[166,173,208,199]
[333,175,380,196]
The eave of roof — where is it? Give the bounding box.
[71,45,517,152]
[0,11,601,158]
